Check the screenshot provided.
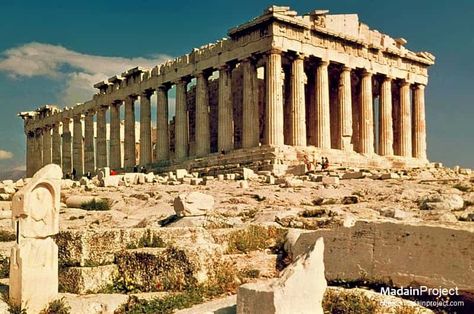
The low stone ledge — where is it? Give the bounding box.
[59,264,118,294]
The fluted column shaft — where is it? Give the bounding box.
[42,126,52,166]
[62,119,72,175]
[124,96,136,168]
[242,59,259,148]
[109,102,122,170]
[72,115,84,176]
[156,86,170,161]
[96,107,107,168]
[379,77,394,156]
[26,131,36,177]
[175,80,188,160]
[140,92,152,165]
[265,51,284,145]
[289,55,306,146]
[84,111,95,173]
[195,72,210,157]
[52,123,61,165]
[412,84,426,159]
[218,66,234,151]
[359,71,374,154]
[338,66,353,151]
[314,60,331,148]
[399,81,412,157]
[35,129,43,171]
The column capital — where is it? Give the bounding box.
[383,75,395,82]
[414,83,426,90]
[319,59,330,67]
[157,84,171,92]
[141,89,154,98]
[195,69,212,79]
[400,80,411,87]
[174,77,190,86]
[361,69,373,78]
[266,48,283,56]
[342,65,352,72]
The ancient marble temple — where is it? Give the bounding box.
[19,6,435,177]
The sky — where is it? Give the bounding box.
[0,0,473,174]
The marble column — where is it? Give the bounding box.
[412,84,426,159]
[124,96,136,168]
[218,65,234,151]
[195,72,211,157]
[288,54,306,146]
[156,86,170,161]
[242,58,259,148]
[379,77,394,156]
[26,131,35,177]
[72,114,84,176]
[314,60,331,149]
[62,118,72,175]
[52,123,61,166]
[96,106,107,168]
[140,91,152,165]
[42,126,52,166]
[359,70,374,154]
[338,66,353,151]
[175,79,188,160]
[35,129,43,172]
[399,81,412,157]
[264,51,284,145]
[109,102,122,170]
[84,110,95,173]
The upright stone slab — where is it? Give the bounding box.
[10,164,61,314]
[237,237,326,314]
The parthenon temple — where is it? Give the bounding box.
[19,6,435,178]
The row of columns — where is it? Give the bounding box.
[26,49,427,177]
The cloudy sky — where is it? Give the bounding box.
[0,0,473,173]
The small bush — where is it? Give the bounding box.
[127,230,166,249]
[227,225,286,254]
[0,256,9,278]
[40,298,71,314]
[0,230,16,242]
[323,289,381,314]
[80,199,110,211]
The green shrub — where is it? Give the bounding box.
[323,289,381,314]
[0,230,16,242]
[227,225,286,254]
[0,256,9,278]
[40,298,71,314]
[80,199,110,211]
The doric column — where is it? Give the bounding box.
[84,110,95,173]
[62,118,72,175]
[379,76,394,156]
[72,114,84,177]
[242,58,259,148]
[218,65,234,151]
[314,60,331,149]
[140,91,152,165]
[156,86,170,161]
[124,96,136,168]
[175,79,188,160]
[412,84,427,159]
[109,102,122,170]
[52,123,61,166]
[399,81,412,157]
[338,66,353,151]
[195,71,211,157]
[42,126,52,166]
[288,54,306,146]
[96,106,107,168]
[26,131,35,177]
[264,50,284,145]
[359,70,374,154]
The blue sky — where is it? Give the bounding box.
[0,0,473,172]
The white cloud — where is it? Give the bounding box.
[0,150,13,160]
[0,42,172,105]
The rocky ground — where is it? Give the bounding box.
[0,163,472,313]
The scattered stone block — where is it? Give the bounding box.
[419,193,464,211]
[217,174,225,181]
[266,175,275,185]
[460,168,472,175]
[190,178,203,185]
[242,168,257,180]
[174,192,215,217]
[381,173,400,180]
[322,177,339,186]
[175,169,188,179]
[289,164,307,176]
[0,194,11,201]
[0,186,15,194]
[100,176,120,187]
[239,180,249,189]
[237,237,326,314]
[342,172,364,179]
[341,195,359,205]
[145,172,155,183]
[66,196,102,208]
[283,178,304,188]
